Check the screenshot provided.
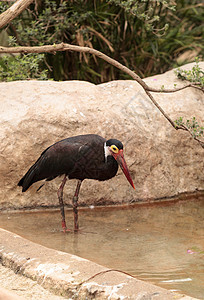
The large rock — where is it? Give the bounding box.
[0,62,204,210]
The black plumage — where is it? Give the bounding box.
[18,134,134,231]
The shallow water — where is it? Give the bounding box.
[0,198,204,299]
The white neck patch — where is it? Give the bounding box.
[104,142,111,162]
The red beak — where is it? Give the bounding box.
[112,149,135,189]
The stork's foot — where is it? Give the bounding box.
[62,227,72,233]
[61,220,71,233]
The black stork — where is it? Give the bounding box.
[18,134,135,231]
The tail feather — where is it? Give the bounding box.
[18,139,73,192]
[18,150,58,192]
[18,162,39,192]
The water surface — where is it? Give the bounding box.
[0,198,203,299]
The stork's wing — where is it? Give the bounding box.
[18,139,88,191]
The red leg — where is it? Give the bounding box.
[57,175,68,232]
[72,180,82,231]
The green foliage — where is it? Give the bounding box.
[108,0,175,33]
[0,0,203,82]
[175,117,204,138]
[175,58,204,87]
[0,53,48,82]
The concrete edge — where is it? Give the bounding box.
[0,287,25,300]
[0,228,197,300]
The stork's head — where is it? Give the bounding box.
[105,139,135,189]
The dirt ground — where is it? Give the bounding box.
[0,264,66,300]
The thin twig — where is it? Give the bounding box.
[78,269,135,286]
[148,83,203,93]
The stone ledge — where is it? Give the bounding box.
[0,228,197,300]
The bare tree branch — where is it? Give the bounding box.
[0,43,203,95]
[0,42,203,147]
[0,0,34,29]
[147,83,203,93]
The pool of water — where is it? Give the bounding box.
[0,198,203,299]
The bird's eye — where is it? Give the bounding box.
[110,145,119,153]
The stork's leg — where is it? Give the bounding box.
[72,180,82,231]
[57,175,68,232]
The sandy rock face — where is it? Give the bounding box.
[0,62,204,210]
